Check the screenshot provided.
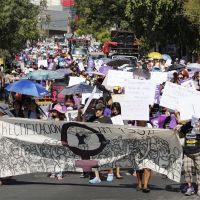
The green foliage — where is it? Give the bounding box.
[95,31,111,43]
[0,0,45,57]
[75,0,199,54]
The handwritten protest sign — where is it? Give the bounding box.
[38,60,48,68]
[177,97,200,120]
[125,79,157,105]
[112,95,149,120]
[68,77,86,86]
[160,82,200,111]
[181,79,196,91]
[0,118,182,182]
[106,70,133,87]
[111,80,156,120]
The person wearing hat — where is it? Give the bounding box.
[93,103,112,124]
[50,104,66,121]
[89,102,113,184]
[49,104,66,180]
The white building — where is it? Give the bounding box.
[31,0,73,35]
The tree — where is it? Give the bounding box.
[75,0,129,41]
[0,0,47,58]
[75,0,199,56]
[184,0,200,54]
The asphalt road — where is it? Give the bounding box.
[0,172,199,200]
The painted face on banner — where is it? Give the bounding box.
[61,122,110,157]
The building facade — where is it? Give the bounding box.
[31,0,75,35]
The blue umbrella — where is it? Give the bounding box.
[56,68,73,75]
[5,80,49,97]
[162,54,171,61]
[21,69,65,80]
[60,83,100,95]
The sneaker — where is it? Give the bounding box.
[49,173,56,178]
[57,175,64,180]
[89,177,101,184]
[197,190,200,196]
[185,187,195,196]
[80,172,90,178]
[107,173,113,182]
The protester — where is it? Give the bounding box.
[10,100,24,118]
[176,115,200,196]
[111,102,123,179]
[49,104,66,180]
[135,121,152,193]
[89,102,113,184]
[27,100,41,119]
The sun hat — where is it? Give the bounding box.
[50,104,65,114]
[95,103,105,111]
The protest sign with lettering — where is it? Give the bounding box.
[111,79,156,120]
[106,70,133,87]
[68,77,86,86]
[177,97,200,120]
[160,82,200,111]
[0,118,182,182]
[125,79,157,105]
[112,95,149,121]
[181,79,196,91]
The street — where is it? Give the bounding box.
[0,172,198,200]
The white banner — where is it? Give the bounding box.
[0,118,182,182]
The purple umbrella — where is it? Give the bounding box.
[56,68,73,75]
[99,65,113,75]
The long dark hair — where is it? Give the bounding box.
[111,102,121,116]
